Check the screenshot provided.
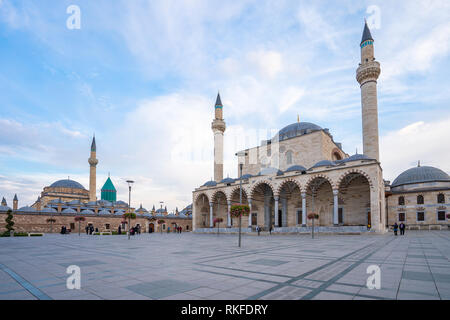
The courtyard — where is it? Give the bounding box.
[0,231,449,300]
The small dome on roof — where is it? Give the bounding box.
[238,174,253,180]
[392,165,450,188]
[0,205,12,212]
[342,154,373,163]
[81,209,95,214]
[97,200,112,207]
[41,207,57,213]
[50,179,86,190]
[18,206,34,212]
[285,165,307,173]
[220,177,235,184]
[202,180,217,187]
[311,160,336,169]
[276,122,323,141]
[62,208,77,214]
[114,200,128,207]
[114,210,125,216]
[258,167,283,176]
[98,209,111,215]
[68,200,83,205]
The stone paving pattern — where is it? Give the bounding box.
[0,231,450,300]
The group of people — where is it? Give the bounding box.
[85,225,97,235]
[60,226,69,234]
[393,222,406,236]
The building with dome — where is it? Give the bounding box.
[1,136,192,234]
[192,22,449,234]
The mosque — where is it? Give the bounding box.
[192,22,450,233]
[0,138,192,234]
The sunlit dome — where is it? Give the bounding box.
[50,179,86,190]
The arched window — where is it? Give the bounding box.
[286,150,293,165]
[437,193,445,204]
[398,196,405,206]
[417,195,424,205]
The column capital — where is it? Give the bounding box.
[248,198,252,204]
[301,192,306,198]
[333,189,339,196]
[274,196,280,201]
[209,202,213,207]
[227,200,231,206]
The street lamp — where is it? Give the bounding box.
[126,180,134,240]
[236,151,248,248]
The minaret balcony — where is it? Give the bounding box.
[356,61,381,85]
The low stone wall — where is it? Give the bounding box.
[0,212,192,234]
[194,225,373,234]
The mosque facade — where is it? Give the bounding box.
[192,22,449,234]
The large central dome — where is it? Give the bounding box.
[276,122,322,141]
[50,179,86,190]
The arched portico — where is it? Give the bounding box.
[250,182,275,230]
[277,180,302,227]
[229,187,249,227]
[211,191,228,228]
[337,171,371,227]
[194,193,210,229]
[305,176,334,226]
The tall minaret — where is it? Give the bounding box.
[88,135,98,201]
[356,21,381,161]
[211,93,226,182]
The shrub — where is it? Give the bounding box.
[230,205,250,218]
[122,212,136,220]
[30,233,43,237]
[307,213,319,220]
[213,217,223,224]
[3,209,15,236]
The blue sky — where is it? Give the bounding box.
[1,0,449,210]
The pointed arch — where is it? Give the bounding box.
[305,174,336,191]
[336,169,374,189]
[250,180,276,199]
[275,178,303,195]
[194,192,210,204]
[211,190,228,203]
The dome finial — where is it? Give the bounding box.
[297,114,300,123]
[418,160,421,167]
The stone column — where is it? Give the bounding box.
[301,192,307,226]
[274,196,279,227]
[248,199,252,227]
[333,189,339,225]
[227,201,231,227]
[209,202,213,228]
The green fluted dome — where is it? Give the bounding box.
[101,177,117,202]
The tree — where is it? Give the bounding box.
[214,217,223,235]
[46,218,56,233]
[4,209,14,236]
[123,212,136,240]
[230,205,250,247]
[307,213,319,239]
[74,216,86,236]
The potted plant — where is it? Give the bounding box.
[74,216,86,236]
[213,217,223,235]
[230,204,250,247]
[307,213,319,239]
[4,209,14,237]
[122,212,136,240]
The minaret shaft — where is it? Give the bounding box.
[356,22,380,161]
[88,137,98,202]
[212,93,225,182]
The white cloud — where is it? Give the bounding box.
[380,117,450,182]
[247,50,283,78]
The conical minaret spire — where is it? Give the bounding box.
[211,92,226,182]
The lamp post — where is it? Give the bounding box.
[235,151,248,248]
[126,180,134,240]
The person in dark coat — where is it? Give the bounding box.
[393,223,398,236]
[257,226,261,236]
[118,225,121,235]
[399,222,406,235]
[85,226,89,235]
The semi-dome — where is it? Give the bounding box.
[310,160,336,169]
[276,122,322,141]
[391,166,450,188]
[50,179,86,190]
[258,167,283,176]
[285,165,307,173]
[220,177,235,184]
[202,180,217,187]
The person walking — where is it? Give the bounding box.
[257,226,261,236]
[85,225,89,235]
[399,222,406,235]
[269,225,272,235]
[118,225,121,235]
[393,223,398,236]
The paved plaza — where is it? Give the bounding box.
[1,231,450,300]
